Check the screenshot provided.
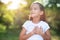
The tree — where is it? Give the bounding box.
[45,0,60,31]
[0,1,14,30]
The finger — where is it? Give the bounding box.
[40,27,42,29]
[40,27,43,30]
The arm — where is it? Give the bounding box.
[41,29,51,40]
[19,27,34,40]
[32,26,51,40]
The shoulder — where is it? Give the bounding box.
[23,20,31,26]
[22,20,31,30]
[41,21,49,25]
[41,21,50,33]
[40,21,50,28]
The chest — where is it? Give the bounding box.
[26,23,45,34]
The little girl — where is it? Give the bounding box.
[19,2,51,40]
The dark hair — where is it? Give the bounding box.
[29,2,46,21]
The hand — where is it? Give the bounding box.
[35,26,43,35]
[30,26,43,35]
[30,26,37,35]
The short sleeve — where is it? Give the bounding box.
[22,21,29,30]
[43,22,50,33]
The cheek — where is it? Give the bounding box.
[35,10,40,13]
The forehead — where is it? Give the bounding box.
[30,3,40,8]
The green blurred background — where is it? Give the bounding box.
[0,0,60,40]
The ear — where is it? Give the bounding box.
[40,11,43,15]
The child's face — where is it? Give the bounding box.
[30,3,43,18]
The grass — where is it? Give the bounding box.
[0,28,20,40]
[0,28,60,40]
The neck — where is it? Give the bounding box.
[32,17,40,24]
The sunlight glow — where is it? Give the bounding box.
[57,4,60,7]
[1,0,11,4]
[1,0,27,10]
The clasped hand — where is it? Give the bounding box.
[31,26,43,35]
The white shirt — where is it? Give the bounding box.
[22,20,50,40]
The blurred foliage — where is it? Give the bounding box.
[45,0,60,31]
[0,1,14,31]
[0,24,6,32]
